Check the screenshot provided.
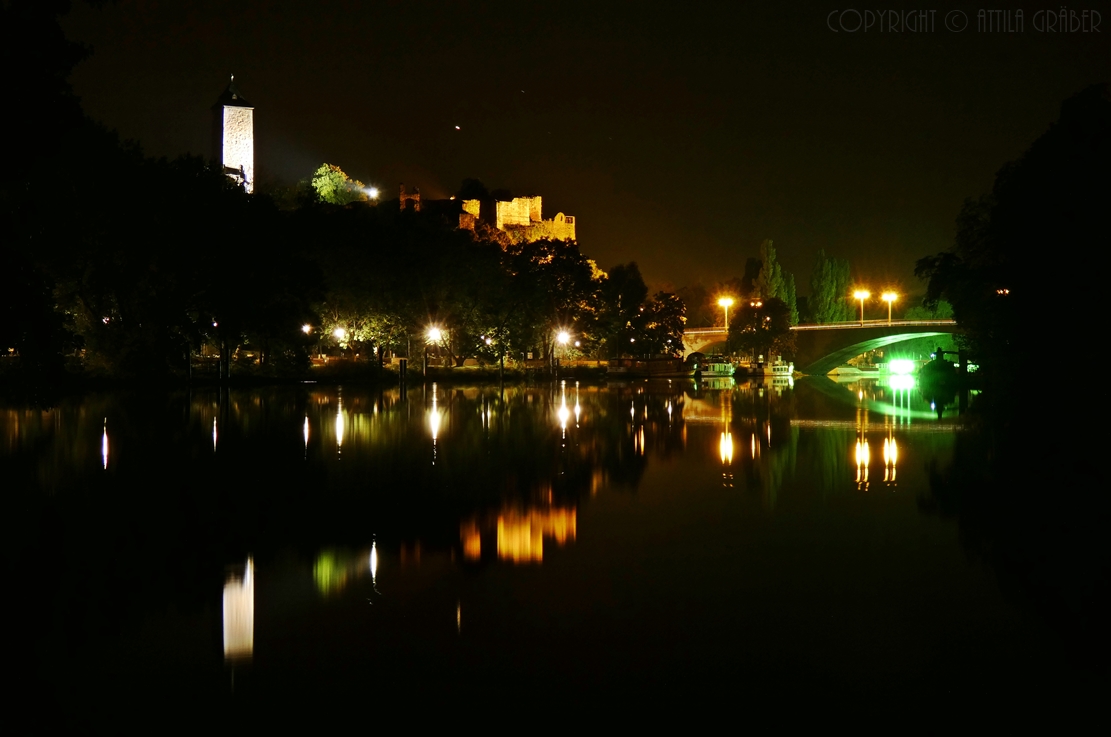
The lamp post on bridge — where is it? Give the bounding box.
[717,297,734,331]
[853,290,870,326]
[882,292,898,325]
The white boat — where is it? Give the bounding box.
[743,356,794,377]
[691,355,735,379]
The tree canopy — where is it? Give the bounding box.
[311,163,368,205]
[808,249,854,324]
[916,84,1109,385]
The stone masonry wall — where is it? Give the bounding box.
[222,106,254,193]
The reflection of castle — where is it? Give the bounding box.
[399,184,576,244]
[461,507,577,563]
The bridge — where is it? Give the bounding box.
[682,320,959,375]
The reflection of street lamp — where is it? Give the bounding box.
[881,292,897,325]
[717,297,734,329]
[853,290,870,326]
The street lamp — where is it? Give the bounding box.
[557,330,571,346]
[426,326,443,343]
[853,290,870,326]
[302,324,312,334]
[881,292,897,325]
[717,297,735,329]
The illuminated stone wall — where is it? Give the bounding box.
[495,197,533,229]
[492,196,576,242]
[221,106,254,193]
[400,183,421,212]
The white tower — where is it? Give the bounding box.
[212,76,254,193]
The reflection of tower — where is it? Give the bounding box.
[212,76,254,193]
[223,559,254,661]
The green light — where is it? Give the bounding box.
[890,359,915,375]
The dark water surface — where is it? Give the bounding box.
[4,377,1103,721]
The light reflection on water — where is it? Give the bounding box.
[11,378,1057,702]
[222,558,253,661]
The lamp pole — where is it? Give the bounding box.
[853,290,870,326]
[882,292,897,325]
[717,297,734,330]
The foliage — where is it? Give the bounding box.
[808,249,854,323]
[311,164,368,205]
[636,291,687,355]
[752,240,799,325]
[904,299,953,320]
[916,84,1109,387]
[727,297,796,359]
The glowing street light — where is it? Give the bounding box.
[366,187,379,199]
[717,297,735,329]
[853,290,870,326]
[556,330,571,345]
[302,324,312,334]
[333,327,347,340]
[427,326,444,343]
[881,292,898,325]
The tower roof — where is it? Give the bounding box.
[213,76,252,108]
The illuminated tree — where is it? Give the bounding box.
[310,163,368,205]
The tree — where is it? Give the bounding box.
[635,292,687,355]
[916,84,1109,385]
[808,249,854,323]
[728,297,796,360]
[753,240,799,325]
[311,164,368,205]
[595,263,649,356]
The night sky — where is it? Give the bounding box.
[61,0,1109,294]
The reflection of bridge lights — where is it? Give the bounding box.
[719,431,733,465]
[558,403,570,429]
[102,419,109,469]
[855,438,870,487]
[889,374,916,390]
[883,437,898,483]
[213,418,218,451]
[751,433,757,458]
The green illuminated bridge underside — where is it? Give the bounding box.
[682,320,960,375]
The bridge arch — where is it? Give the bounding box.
[791,321,959,375]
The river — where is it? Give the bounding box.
[3,376,1103,722]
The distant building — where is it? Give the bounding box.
[459,195,576,243]
[212,77,254,193]
[399,183,421,212]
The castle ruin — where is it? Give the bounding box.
[459,195,575,243]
